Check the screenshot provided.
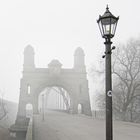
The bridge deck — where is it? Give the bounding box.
[33,110,140,140]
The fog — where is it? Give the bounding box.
[0,0,140,104]
[0,1,140,140]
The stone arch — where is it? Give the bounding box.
[26,103,33,118]
[78,103,83,114]
[38,86,71,111]
[36,83,73,101]
[35,82,75,113]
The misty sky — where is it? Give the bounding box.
[0,0,140,102]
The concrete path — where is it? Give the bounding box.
[33,110,140,140]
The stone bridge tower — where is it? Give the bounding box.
[10,45,92,138]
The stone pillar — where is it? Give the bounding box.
[33,96,39,114]
[78,81,92,116]
[17,100,26,118]
[82,100,92,116]
[69,97,78,114]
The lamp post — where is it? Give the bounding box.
[97,5,119,140]
[42,94,45,121]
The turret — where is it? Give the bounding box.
[23,45,35,69]
[48,59,62,75]
[74,47,85,70]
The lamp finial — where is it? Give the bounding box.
[106,4,109,10]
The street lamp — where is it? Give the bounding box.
[97,5,119,140]
[42,94,45,121]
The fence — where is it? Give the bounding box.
[92,110,105,119]
[26,117,33,140]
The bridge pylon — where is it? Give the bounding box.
[9,46,92,139]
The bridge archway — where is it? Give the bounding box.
[38,86,71,112]
[78,104,83,114]
[13,46,92,135]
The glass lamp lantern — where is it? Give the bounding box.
[97,6,119,39]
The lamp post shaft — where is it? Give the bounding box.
[42,94,45,121]
[105,39,113,140]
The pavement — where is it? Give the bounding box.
[33,110,140,140]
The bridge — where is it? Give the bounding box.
[9,45,140,140]
[28,110,140,140]
[33,110,104,140]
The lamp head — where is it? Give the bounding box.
[97,5,119,39]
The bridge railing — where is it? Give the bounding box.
[92,110,105,119]
[26,117,33,140]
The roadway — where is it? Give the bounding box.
[33,110,140,140]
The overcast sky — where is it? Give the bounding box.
[0,0,140,102]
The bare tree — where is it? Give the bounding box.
[89,38,140,122]
[95,91,105,110]
[88,60,105,109]
[112,39,140,121]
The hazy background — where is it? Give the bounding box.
[0,0,140,104]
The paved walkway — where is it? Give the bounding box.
[33,110,140,140]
